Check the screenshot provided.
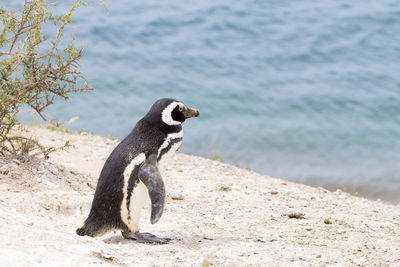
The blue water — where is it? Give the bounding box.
[4,1,400,202]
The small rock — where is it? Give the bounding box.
[99,250,114,260]
[353,257,366,265]
[305,227,312,231]
[0,165,9,175]
[324,218,332,224]
[12,158,21,165]
[337,228,346,234]
[92,249,115,262]
[203,232,216,240]
[217,185,231,192]
[170,192,184,200]
[284,210,305,219]
[358,226,367,233]
[269,191,279,195]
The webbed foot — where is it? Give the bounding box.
[121,231,171,244]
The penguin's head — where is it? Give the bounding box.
[146,98,199,127]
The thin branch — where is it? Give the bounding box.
[8,0,29,54]
[1,0,92,159]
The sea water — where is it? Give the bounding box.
[4,0,400,202]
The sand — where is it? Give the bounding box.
[0,125,399,266]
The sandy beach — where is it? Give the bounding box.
[0,125,399,266]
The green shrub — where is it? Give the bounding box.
[0,0,92,159]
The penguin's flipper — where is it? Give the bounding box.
[138,153,165,224]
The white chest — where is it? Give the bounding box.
[157,130,183,174]
[120,153,147,231]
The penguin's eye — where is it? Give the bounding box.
[179,106,183,112]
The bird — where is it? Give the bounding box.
[76,98,199,244]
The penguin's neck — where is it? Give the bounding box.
[159,123,182,135]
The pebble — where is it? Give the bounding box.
[12,158,21,165]
[353,257,366,265]
[202,232,216,240]
[101,250,114,259]
[0,165,9,175]
[337,228,346,234]
[335,189,343,195]
[284,210,306,219]
[92,249,114,261]
[358,226,367,233]
[171,192,184,200]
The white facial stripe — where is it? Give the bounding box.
[157,130,183,158]
[120,153,146,230]
[161,101,184,125]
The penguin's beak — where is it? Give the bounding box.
[183,107,200,119]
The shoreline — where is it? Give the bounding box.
[22,123,400,204]
[0,125,399,266]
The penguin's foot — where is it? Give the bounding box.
[121,231,171,244]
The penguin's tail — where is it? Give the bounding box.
[76,221,104,237]
[76,225,91,236]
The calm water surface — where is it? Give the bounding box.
[5,0,400,202]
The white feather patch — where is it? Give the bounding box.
[161,101,184,125]
[157,130,183,173]
[157,130,183,158]
[158,140,182,174]
[120,153,146,231]
[126,180,148,232]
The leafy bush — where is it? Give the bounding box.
[0,0,92,159]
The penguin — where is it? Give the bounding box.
[76,98,199,244]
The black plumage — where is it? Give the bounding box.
[76,98,199,243]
